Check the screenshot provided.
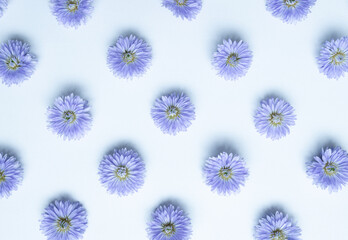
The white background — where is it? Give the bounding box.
[1,0,348,239]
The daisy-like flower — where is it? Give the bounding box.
[50,0,93,28]
[266,0,316,24]
[306,147,348,192]
[0,40,36,86]
[47,93,92,140]
[98,148,146,196]
[0,0,8,18]
[317,36,348,79]
[0,153,23,198]
[212,39,253,81]
[254,211,301,240]
[162,0,202,20]
[254,97,296,140]
[147,204,192,240]
[151,92,195,135]
[107,34,152,79]
[203,152,249,195]
[40,199,88,240]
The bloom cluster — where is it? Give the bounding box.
[0,153,23,198]
[0,40,36,86]
[318,36,348,79]
[99,148,146,196]
[40,199,88,240]
[266,0,316,23]
[47,93,92,140]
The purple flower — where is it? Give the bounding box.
[317,36,348,79]
[98,148,146,196]
[212,39,253,81]
[254,211,301,240]
[50,0,93,28]
[306,147,348,192]
[203,152,249,195]
[40,199,88,240]
[147,204,192,240]
[0,0,8,18]
[151,92,195,135]
[0,153,23,198]
[162,0,202,20]
[47,93,92,141]
[107,35,152,79]
[254,97,296,140]
[266,0,316,23]
[0,40,36,86]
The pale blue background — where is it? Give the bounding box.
[0,0,348,239]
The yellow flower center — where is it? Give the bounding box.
[56,217,71,233]
[122,51,136,64]
[324,162,338,176]
[115,166,129,181]
[0,170,5,183]
[62,110,77,124]
[175,0,188,6]
[269,112,283,127]
[162,223,176,237]
[67,0,79,12]
[166,105,180,120]
[284,0,299,8]
[6,56,20,70]
[270,229,286,240]
[219,167,233,181]
[330,51,346,65]
[226,53,239,67]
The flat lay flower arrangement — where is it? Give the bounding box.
[1,0,348,239]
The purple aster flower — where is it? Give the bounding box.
[98,148,146,196]
[162,0,202,20]
[0,40,36,86]
[0,0,8,18]
[0,153,23,198]
[147,204,192,240]
[151,92,195,135]
[40,199,88,240]
[47,93,92,141]
[306,147,348,192]
[266,0,316,24]
[254,97,296,140]
[107,35,152,79]
[317,36,348,79]
[50,0,93,28]
[254,211,301,240]
[203,152,249,195]
[212,39,253,81]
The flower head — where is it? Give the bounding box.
[0,0,8,18]
[47,93,92,140]
[98,148,146,196]
[254,97,296,140]
[107,35,152,79]
[162,0,202,20]
[254,211,301,240]
[212,39,253,81]
[50,0,93,28]
[203,152,249,195]
[0,153,23,198]
[317,36,348,79]
[266,0,316,23]
[151,92,195,135]
[306,147,348,192]
[0,40,36,86]
[40,199,88,240]
[147,204,192,240]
